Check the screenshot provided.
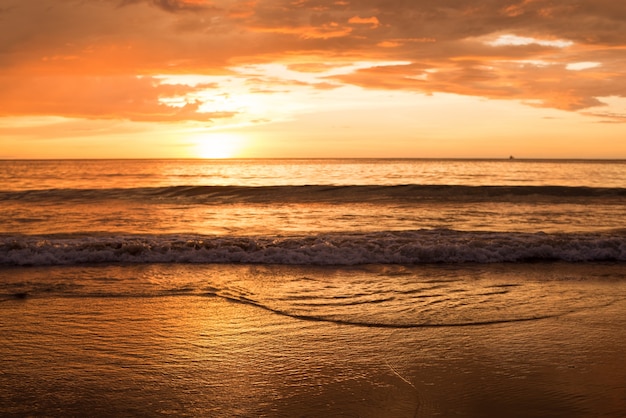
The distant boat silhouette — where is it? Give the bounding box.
[509,155,515,160]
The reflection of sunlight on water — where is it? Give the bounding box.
[121,202,626,236]
[3,198,621,236]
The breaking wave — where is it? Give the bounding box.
[1,229,624,266]
[1,184,625,204]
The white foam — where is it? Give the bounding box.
[1,230,625,266]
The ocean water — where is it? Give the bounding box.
[1,159,625,417]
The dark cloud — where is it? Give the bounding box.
[120,0,214,13]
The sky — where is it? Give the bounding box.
[1,0,626,159]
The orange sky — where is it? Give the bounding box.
[1,0,625,158]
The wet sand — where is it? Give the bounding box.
[1,268,625,417]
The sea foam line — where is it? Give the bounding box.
[1,230,625,266]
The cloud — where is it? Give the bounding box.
[0,75,235,122]
[328,58,623,111]
[1,0,625,120]
[348,16,380,28]
[487,35,573,48]
[120,0,215,13]
[566,62,601,71]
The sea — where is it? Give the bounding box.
[1,158,625,417]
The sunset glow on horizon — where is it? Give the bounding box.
[1,0,626,159]
[193,132,247,158]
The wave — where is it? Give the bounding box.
[2,184,625,205]
[202,290,574,328]
[1,229,624,266]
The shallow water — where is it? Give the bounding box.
[1,263,626,417]
[3,263,624,327]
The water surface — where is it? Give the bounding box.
[1,158,625,416]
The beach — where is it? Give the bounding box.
[2,263,626,417]
[4,0,626,414]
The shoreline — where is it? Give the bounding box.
[1,263,625,417]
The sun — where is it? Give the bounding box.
[193,133,245,159]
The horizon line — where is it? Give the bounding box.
[1,157,625,162]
